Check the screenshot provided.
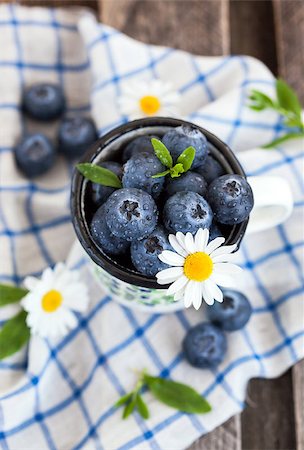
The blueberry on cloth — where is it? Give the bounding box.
[23,83,65,121]
[207,174,254,225]
[58,116,98,159]
[91,161,123,208]
[15,134,56,178]
[165,171,207,197]
[122,135,156,163]
[105,188,158,242]
[163,191,213,234]
[162,125,208,169]
[207,289,252,331]
[90,204,130,256]
[195,153,225,185]
[183,322,227,368]
[122,152,165,199]
[131,226,172,277]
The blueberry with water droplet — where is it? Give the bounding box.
[23,83,65,121]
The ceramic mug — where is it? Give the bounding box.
[71,118,293,313]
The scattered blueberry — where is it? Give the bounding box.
[162,125,208,169]
[90,204,130,256]
[196,153,225,184]
[105,188,158,242]
[163,191,213,234]
[91,161,123,207]
[165,171,207,197]
[183,323,227,368]
[209,222,223,241]
[23,83,65,121]
[15,134,56,177]
[122,135,156,163]
[58,116,97,159]
[207,289,252,331]
[207,174,254,225]
[122,152,165,199]
[131,226,172,277]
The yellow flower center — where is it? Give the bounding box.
[183,252,213,282]
[139,95,161,115]
[41,290,63,313]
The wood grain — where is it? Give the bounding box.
[293,361,304,450]
[273,0,304,103]
[18,0,99,11]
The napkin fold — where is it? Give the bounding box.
[0,6,303,450]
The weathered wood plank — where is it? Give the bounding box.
[18,0,99,12]
[100,0,230,55]
[230,0,278,75]
[191,416,241,450]
[293,361,304,450]
[273,0,304,103]
[241,373,296,450]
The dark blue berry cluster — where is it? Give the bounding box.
[15,83,97,178]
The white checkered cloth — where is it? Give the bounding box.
[0,6,303,450]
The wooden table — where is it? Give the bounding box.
[9,0,304,448]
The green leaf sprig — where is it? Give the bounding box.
[248,78,304,148]
[151,138,196,179]
[0,284,30,360]
[114,369,211,420]
[77,163,122,188]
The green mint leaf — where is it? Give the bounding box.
[77,163,122,188]
[144,375,211,414]
[114,392,133,408]
[249,104,266,112]
[151,169,171,179]
[136,394,150,419]
[151,138,173,168]
[0,310,30,360]
[262,132,304,149]
[177,146,196,172]
[0,284,28,307]
[283,116,304,130]
[170,163,185,178]
[249,90,275,108]
[122,394,137,419]
[276,79,302,120]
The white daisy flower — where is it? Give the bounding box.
[21,263,89,338]
[118,79,180,119]
[156,228,242,310]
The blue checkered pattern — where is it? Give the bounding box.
[0,6,303,450]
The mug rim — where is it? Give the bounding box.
[71,117,248,289]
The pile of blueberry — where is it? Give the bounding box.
[15,83,97,177]
[183,288,253,368]
[88,125,254,277]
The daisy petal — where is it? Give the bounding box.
[194,228,209,252]
[213,263,243,277]
[210,273,236,288]
[205,237,226,255]
[156,266,184,284]
[176,232,187,252]
[192,283,203,310]
[212,253,237,263]
[174,286,187,301]
[167,275,188,296]
[204,279,223,303]
[184,232,196,253]
[210,244,237,258]
[158,250,184,266]
[202,283,215,306]
[183,280,197,308]
[23,276,39,291]
[168,234,188,257]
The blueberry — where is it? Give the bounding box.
[196,153,225,184]
[207,289,252,331]
[90,204,130,256]
[23,83,65,121]
[207,174,254,225]
[122,152,165,199]
[209,222,223,241]
[105,188,158,241]
[163,191,213,234]
[131,226,172,277]
[162,125,208,169]
[183,323,227,368]
[91,161,123,207]
[58,116,97,159]
[15,134,56,177]
[122,135,156,163]
[165,171,207,197]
